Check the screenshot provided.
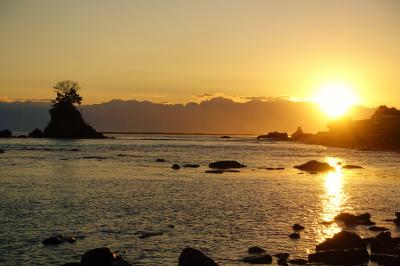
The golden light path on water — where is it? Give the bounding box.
[317,157,351,243]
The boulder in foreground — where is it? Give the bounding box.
[178,247,218,266]
[308,249,369,265]
[209,160,246,169]
[294,160,334,172]
[316,231,365,251]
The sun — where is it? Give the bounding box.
[314,83,359,118]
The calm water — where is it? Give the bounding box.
[0,135,399,265]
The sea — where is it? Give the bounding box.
[0,134,399,265]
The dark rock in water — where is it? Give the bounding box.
[265,167,285,170]
[43,102,104,139]
[205,170,224,174]
[240,254,273,264]
[248,246,266,254]
[370,231,398,254]
[289,233,300,239]
[334,212,375,226]
[308,249,369,265]
[183,164,200,168]
[139,231,164,239]
[221,135,231,139]
[370,254,400,264]
[70,148,80,152]
[0,129,12,138]
[342,164,364,169]
[370,226,389,231]
[29,128,44,138]
[273,253,289,259]
[178,247,218,266]
[257,132,289,141]
[209,160,246,169]
[393,212,400,226]
[42,235,76,245]
[316,231,365,251]
[156,158,165,162]
[294,160,334,172]
[277,257,288,265]
[292,224,305,231]
[0,148,4,154]
[171,164,180,170]
[287,258,307,265]
[81,247,116,266]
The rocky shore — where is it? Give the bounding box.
[51,211,400,265]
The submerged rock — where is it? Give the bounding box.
[205,170,224,174]
[29,128,44,138]
[0,148,4,154]
[308,249,369,265]
[334,212,375,226]
[292,224,305,231]
[209,160,246,169]
[171,164,180,170]
[294,160,334,172]
[178,247,218,266]
[156,158,165,162]
[342,164,364,169]
[240,254,272,264]
[139,231,164,239]
[0,129,12,138]
[316,231,365,251]
[220,136,231,139]
[248,246,266,254]
[289,233,300,239]
[183,164,200,168]
[42,235,77,245]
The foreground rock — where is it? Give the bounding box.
[316,231,365,251]
[289,233,300,239]
[369,231,400,255]
[43,102,104,139]
[183,164,200,168]
[62,247,131,266]
[334,212,375,226]
[288,258,307,265]
[294,160,334,172]
[308,249,369,265]
[178,247,218,266]
[0,129,12,138]
[209,160,246,169]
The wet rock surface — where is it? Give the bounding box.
[308,248,369,265]
[208,160,246,169]
[178,247,218,266]
[240,253,273,264]
[294,160,334,172]
[248,246,266,254]
[334,212,375,226]
[171,164,180,170]
[316,231,365,251]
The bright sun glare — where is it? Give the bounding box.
[314,83,359,118]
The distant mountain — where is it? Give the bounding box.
[0,97,375,134]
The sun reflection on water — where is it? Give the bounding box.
[317,157,349,242]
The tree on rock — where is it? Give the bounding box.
[43,80,104,139]
[53,80,83,106]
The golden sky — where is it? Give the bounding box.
[0,0,399,106]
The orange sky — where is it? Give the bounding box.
[0,0,399,107]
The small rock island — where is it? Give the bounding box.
[36,80,104,139]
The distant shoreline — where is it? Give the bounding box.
[101,131,258,136]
